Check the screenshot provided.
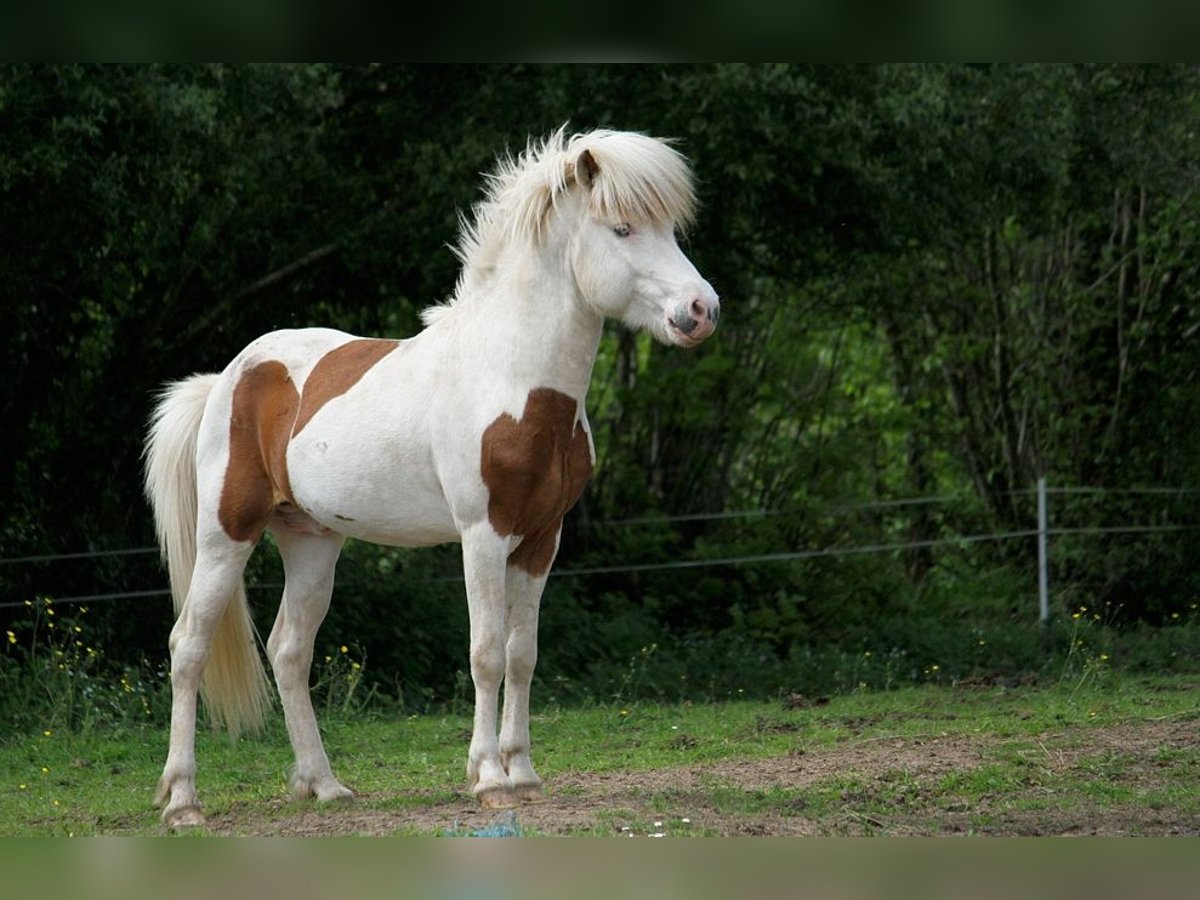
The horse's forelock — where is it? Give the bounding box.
[478,127,694,242]
[567,130,697,230]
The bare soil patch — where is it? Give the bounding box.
[204,717,1198,836]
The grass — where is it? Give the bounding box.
[0,673,1196,835]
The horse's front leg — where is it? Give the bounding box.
[500,564,550,803]
[461,525,515,808]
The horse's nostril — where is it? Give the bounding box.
[692,297,719,325]
[672,312,698,335]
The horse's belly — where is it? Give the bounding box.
[324,502,461,548]
[286,436,460,547]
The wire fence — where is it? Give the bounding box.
[1,483,1196,618]
[0,546,159,566]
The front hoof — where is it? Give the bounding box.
[476,786,518,809]
[513,783,545,804]
[163,805,206,830]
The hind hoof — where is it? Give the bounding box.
[316,785,355,805]
[164,805,206,830]
[291,774,355,804]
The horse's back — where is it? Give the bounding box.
[227,327,362,376]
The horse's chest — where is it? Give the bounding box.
[481,388,593,576]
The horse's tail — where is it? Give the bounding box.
[144,375,271,737]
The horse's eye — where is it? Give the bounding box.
[612,223,632,238]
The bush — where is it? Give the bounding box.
[1,598,170,738]
[4,560,1196,740]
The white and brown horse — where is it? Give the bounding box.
[144,127,719,828]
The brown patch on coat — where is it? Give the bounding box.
[293,338,399,436]
[217,339,397,543]
[219,361,299,543]
[481,388,593,576]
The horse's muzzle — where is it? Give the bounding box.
[668,295,720,346]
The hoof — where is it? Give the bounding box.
[292,774,355,805]
[513,784,545,804]
[164,805,206,830]
[477,786,518,810]
[316,784,355,805]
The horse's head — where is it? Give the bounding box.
[437,128,721,346]
[562,131,720,348]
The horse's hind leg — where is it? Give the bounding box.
[499,566,549,802]
[266,527,352,803]
[156,540,254,828]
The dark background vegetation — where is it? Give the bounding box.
[2,65,1198,723]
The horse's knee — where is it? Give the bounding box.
[505,641,537,686]
[504,615,538,674]
[469,639,505,686]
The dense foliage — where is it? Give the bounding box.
[3,65,1198,714]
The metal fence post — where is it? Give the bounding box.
[1037,476,1049,623]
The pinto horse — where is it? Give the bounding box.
[144,127,720,828]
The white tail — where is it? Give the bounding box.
[144,375,271,736]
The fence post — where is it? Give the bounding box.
[1037,476,1049,623]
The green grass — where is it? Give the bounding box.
[1,674,1196,835]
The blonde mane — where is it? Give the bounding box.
[422,127,697,326]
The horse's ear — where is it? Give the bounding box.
[572,149,600,188]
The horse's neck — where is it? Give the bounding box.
[452,263,604,404]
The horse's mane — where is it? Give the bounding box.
[422,127,697,327]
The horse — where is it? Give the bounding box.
[143,126,720,829]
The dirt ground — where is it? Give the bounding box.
[205,717,1198,837]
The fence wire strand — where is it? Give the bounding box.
[2,486,1196,610]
